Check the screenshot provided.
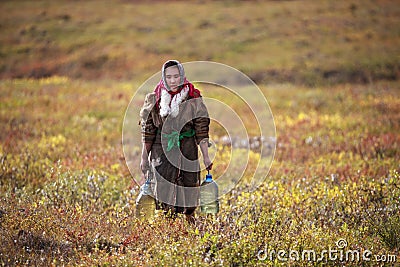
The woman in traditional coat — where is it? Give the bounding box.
[139,60,212,222]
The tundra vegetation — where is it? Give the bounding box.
[0,0,399,266]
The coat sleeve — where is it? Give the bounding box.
[140,93,158,144]
[192,97,210,144]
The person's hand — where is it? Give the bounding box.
[140,157,150,175]
[199,139,213,170]
[138,172,146,186]
[203,156,213,170]
[140,143,152,175]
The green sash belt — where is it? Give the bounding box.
[163,129,195,152]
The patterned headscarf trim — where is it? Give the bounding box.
[153,60,201,117]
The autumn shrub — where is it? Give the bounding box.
[0,0,399,264]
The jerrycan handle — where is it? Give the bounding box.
[205,169,213,182]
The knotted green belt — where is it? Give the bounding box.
[163,129,195,152]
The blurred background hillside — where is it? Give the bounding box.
[1,0,399,85]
